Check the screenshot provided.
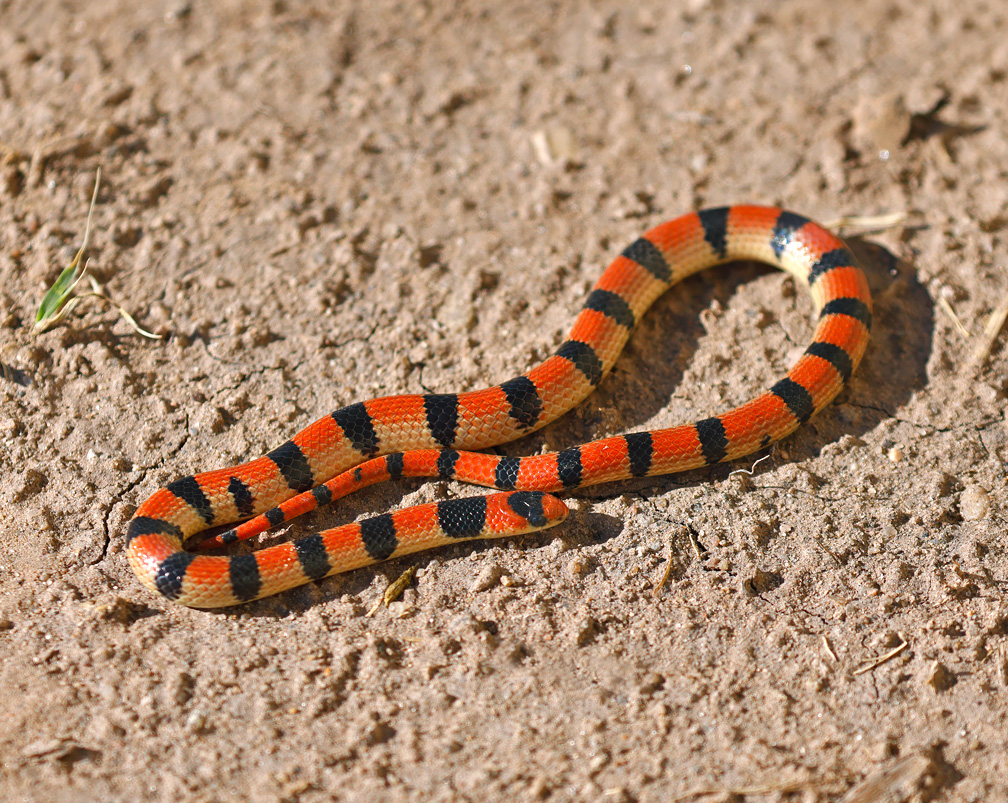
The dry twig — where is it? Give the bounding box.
[853,633,909,676]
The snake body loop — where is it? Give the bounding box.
[127,206,872,607]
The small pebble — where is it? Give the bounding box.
[927,661,956,692]
[566,556,590,580]
[574,616,599,647]
[531,126,576,165]
[960,484,990,521]
[470,563,504,592]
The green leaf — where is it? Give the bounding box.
[35,260,83,324]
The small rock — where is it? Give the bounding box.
[851,92,909,158]
[743,567,784,595]
[588,749,611,772]
[185,709,210,734]
[638,671,664,695]
[566,555,591,580]
[927,661,956,692]
[189,405,227,436]
[364,720,395,746]
[531,126,577,166]
[171,672,196,706]
[83,714,121,742]
[930,471,955,499]
[529,776,552,800]
[574,616,600,647]
[91,596,143,625]
[960,484,990,521]
[470,563,504,592]
[13,468,48,501]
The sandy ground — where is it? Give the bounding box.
[1,0,1007,801]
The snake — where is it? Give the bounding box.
[126,205,872,608]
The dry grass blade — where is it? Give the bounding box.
[937,295,971,338]
[968,294,1008,371]
[853,633,908,675]
[824,211,907,235]
[34,168,101,331]
[838,753,936,803]
[33,168,162,339]
[652,546,675,596]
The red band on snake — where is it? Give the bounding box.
[126,205,872,608]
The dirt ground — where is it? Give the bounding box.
[1,0,1007,800]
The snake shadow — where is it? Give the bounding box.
[233,238,932,617]
[559,236,932,499]
[231,505,629,619]
[504,237,930,470]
